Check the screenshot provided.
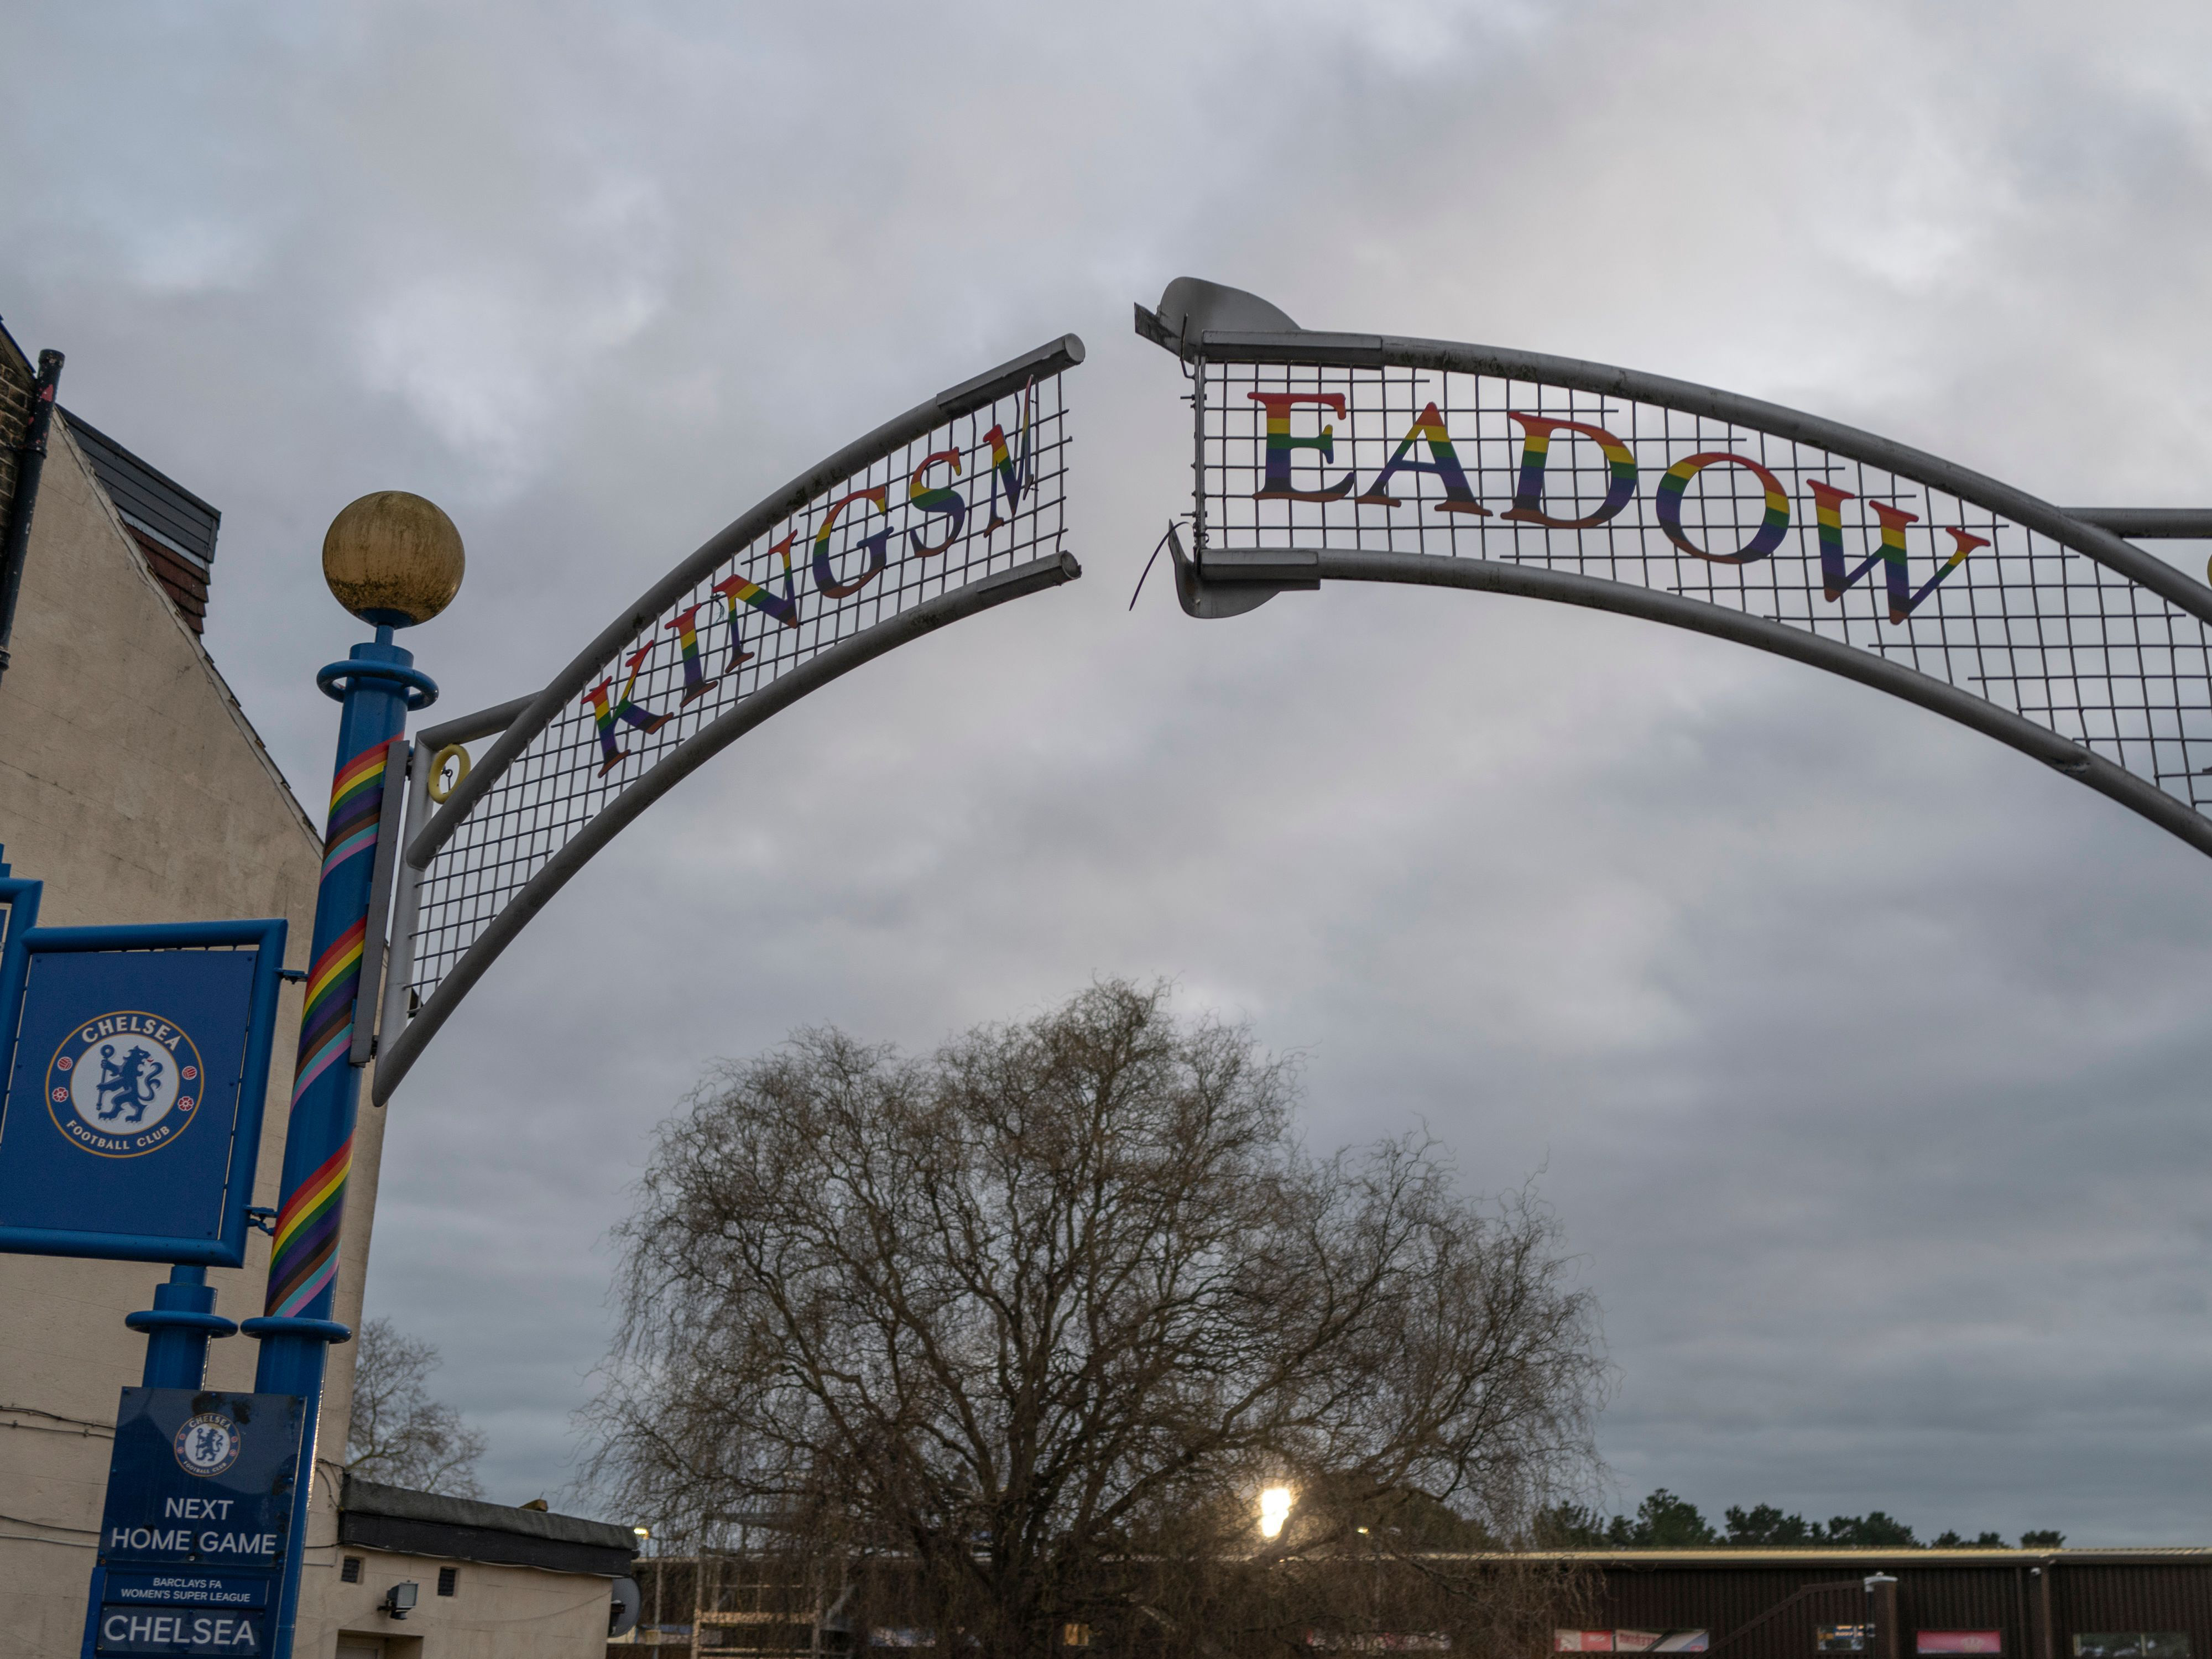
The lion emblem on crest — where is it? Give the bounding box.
[93,1043,167,1124]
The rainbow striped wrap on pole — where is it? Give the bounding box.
[248,634,425,1659]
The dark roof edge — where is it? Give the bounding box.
[337,1510,634,1578]
[1489,1548,2212,1566]
[0,316,32,382]
[339,1473,635,1552]
[57,408,223,522]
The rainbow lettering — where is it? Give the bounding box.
[1500,413,1638,529]
[580,641,673,776]
[1808,482,1879,600]
[983,379,1035,531]
[812,487,892,598]
[1891,525,1989,620]
[559,379,1060,783]
[1248,391,1353,502]
[1223,388,2013,623]
[1358,401,1487,514]
[664,605,719,705]
[908,448,967,555]
[712,531,801,672]
[1655,452,1790,564]
[1809,483,1987,621]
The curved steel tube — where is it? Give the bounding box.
[372,550,1081,1103]
[1201,550,2212,862]
[2064,508,2212,540]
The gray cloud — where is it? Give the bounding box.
[6,0,2212,1541]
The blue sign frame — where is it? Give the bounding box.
[0,917,288,1267]
[0,867,39,954]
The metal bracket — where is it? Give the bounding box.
[1166,527,1315,619]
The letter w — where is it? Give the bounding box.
[1808,482,1989,623]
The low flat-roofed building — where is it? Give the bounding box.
[328,1478,635,1657]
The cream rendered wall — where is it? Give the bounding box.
[315,1548,617,1659]
[0,417,393,1655]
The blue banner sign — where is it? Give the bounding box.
[85,1388,300,1658]
[0,919,286,1266]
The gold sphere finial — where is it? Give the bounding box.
[322,491,465,627]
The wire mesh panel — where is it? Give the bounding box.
[378,342,1078,1094]
[1186,353,2212,828]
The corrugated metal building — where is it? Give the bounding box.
[1562,1550,2212,1659]
[607,1548,2212,1658]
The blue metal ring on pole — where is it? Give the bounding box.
[125,1308,241,1338]
[128,1265,238,1392]
[316,658,440,708]
[239,1316,354,1345]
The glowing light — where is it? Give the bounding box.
[1259,1487,1293,1540]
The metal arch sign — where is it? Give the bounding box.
[367,333,1086,1101]
[1134,278,2212,860]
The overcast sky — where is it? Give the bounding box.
[8,1,2212,1543]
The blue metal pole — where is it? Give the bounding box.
[242,629,433,1659]
[126,1265,238,1389]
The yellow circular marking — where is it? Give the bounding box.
[426,744,471,804]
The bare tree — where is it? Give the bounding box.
[587,981,1602,1656]
[346,1317,489,1499]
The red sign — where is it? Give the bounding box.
[1919,1635,2002,1655]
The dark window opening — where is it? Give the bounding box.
[437,1566,458,1597]
[340,1556,362,1584]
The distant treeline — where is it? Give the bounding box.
[1540,1489,2065,1551]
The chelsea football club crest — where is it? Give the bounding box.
[43,1010,206,1159]
[172,1411,244,1478]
